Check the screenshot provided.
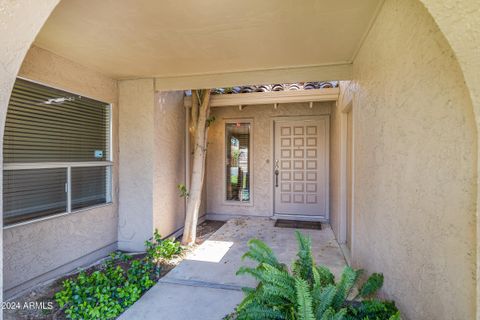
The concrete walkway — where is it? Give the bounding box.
[119,218,347,320]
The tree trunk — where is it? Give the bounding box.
[182,89,211,245]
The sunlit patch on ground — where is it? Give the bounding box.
[186,240,234,263]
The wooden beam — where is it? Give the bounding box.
[184,87,339,108]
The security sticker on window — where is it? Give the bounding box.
[94,150,104,159]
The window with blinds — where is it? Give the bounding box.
[225,122,251,202]
[3,78,112,226]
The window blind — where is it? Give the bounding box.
[5,78,110,163]
[4,168,67,225]
[3,78,112,226]
[71,166,110,210]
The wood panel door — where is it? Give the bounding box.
[274,117,329,219]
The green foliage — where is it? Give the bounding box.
[55,230,182,319]
[357,273,384,299]
[177,183,190,198]
[54,258,154,319]
[331,267,359,310]
[145,229,183,261]
[292,232,314,285]
[206,115,216,127]
[295,278,315,320]
[232,231,399,320]
[345,301,400,320]
[240,238,286,271]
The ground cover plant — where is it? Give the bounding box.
[3,221,224,320]
[228,231,400,320]
[54,230,183,319]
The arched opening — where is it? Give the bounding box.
[0,0,478,319]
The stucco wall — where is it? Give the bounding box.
[153,91,186,238]
[0,0,61,308]
[118,80,186,251]
[349,0,477,319]
[4,45,119,297]
[118,79,155,251]
[206,102,332,218]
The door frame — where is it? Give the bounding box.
[339,101,354,263]
[270,115,330,222]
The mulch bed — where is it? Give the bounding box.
[4,220,225,320]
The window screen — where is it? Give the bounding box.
[225,122,251,202]
[3,78,112,226]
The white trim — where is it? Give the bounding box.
[4,161,113,170]
[67,166,72,212]
[184,88,339,108]
[108,103,114,162]
[222,118,254,207]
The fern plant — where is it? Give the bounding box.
[231,231,400,320]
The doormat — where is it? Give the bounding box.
[274,219,322,230]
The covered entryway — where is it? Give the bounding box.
[202,85,338,222]
[1,0,479,319]
[273,116,329,221]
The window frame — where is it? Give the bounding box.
[222,118,254,207]
[3,77,114,229]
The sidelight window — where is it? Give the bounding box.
[225,121,251,203]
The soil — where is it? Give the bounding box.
[4,220,225,320]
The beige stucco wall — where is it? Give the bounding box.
[0,0,61,309]
[4,45,119,297]
[118,79,155,251]
[347,0,477,319]
[153,91,186,238]
[206,102,332,218]
[118,80,186,251]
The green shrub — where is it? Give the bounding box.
[345,300,400,320]
[231,231,400,320]
[145,229,183,261]
[55,229,182,319]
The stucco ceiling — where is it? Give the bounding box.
[34,0,383,80]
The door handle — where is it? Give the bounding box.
[274,160,279,188]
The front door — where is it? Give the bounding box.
[274,116,329,220]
